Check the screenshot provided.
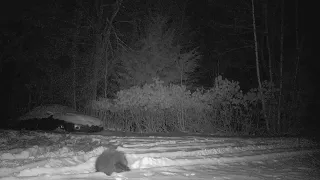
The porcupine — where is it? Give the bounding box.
[95,149,130,176]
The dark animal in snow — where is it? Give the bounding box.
[95,149,130,176]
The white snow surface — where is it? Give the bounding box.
[0,130,319,180]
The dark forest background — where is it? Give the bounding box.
[0,0,316,136]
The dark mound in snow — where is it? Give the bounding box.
[14,104,103,132]
[95,149,130,176]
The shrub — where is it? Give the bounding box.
[86,76,291,135]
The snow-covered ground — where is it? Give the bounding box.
[0,130,319,180]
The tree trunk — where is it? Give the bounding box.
[72,58,77,109]
[294,0,304,101]
[71,36,78,109]
[71,9,82,110]
[264,3,273,83]
[277,0,284,133]
[103,0,121,98]
[251,0,269,133]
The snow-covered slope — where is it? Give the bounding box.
[0,130,319,180]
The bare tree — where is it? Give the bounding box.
[119,13,200,88]
[263,2,273,83]
[81,0,124,100]
[293,0,304,101]
[251,0,269,132]
[277,0,284,133]
[70,7,82,109]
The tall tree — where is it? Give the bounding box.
[251,0,269,132]
[118,13,200,88]
[277,0,284,133]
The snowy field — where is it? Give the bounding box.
[0,130,319,180]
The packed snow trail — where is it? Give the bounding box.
[0,130,319,179]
